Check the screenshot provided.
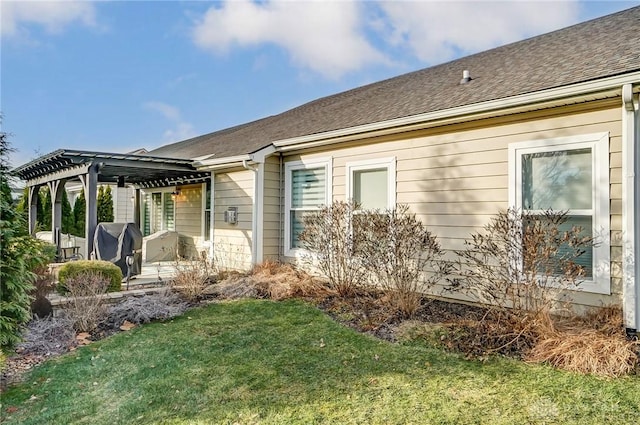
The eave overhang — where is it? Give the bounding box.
[271,71,640,152]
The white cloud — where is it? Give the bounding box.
[376,1,580,64]
[190,1,583,78]
[143,101,196,143]
[191,0,387,79]
[161,122,197,143]
[1,1,97,37]
[144,101,181,122]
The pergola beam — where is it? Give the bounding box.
[26,163,92,187]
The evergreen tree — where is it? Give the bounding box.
[97,185,105,222]
[40,186,52,230]
[104,185,114,222]
[61,188,74,234]
[72,189,86,237]
[97,185,114,223]
[35,187,44,231]
[0,126,53,351]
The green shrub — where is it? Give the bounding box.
[1,236,56,352]
[57,260,122,293]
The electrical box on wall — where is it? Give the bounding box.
[224,207,238,225]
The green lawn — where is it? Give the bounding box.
[2,299,639,424]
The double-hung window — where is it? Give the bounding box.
[508,132,610,294]
[285,158,332,255]
[346,157,396,210]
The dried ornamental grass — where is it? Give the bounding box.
[251,261,334,300]
[582,305,624,336]
[214,261,334,301]
[527,329,639,377]
[214,275,260,300]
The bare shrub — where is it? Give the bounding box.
[451,208,592,313]
[61,271,109,333]
[358,205,450,318]
[101,291,188,330]
[169,253,215,302]
[299,200,368,296]
[17,317,76,356]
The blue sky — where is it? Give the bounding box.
[2,0,639,168]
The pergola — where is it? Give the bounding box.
[13,149,210,259]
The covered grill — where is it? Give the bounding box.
[93,223,143,282]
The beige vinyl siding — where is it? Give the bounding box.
[262,155,282,260]
[113,186,135,223]
[283,100,623,312]
[175,184,203,259]
[213,169,254,271]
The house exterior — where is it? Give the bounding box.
[14,7,640,333]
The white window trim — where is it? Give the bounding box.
[508,132,610,294]
[201,179,214,246]
[284,157,333,257]
[345,156,396,209]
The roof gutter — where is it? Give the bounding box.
[194,154,252,170]
[622,83,640,336]
[273,71,640,152]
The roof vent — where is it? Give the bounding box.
[460,70,472,84]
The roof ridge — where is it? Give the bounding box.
[145,5,640,161]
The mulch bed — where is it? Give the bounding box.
[1,354,50,390]
[313,289,488,343]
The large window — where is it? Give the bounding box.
[508,132,610,294]
[346,157,396,209]
[285,158,332,255]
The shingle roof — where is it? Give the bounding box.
[148,6,640,160]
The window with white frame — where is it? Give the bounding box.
[285,158,332,254]
[508,132,610,294]
[142,190,176,236]
[346,157,396,210]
